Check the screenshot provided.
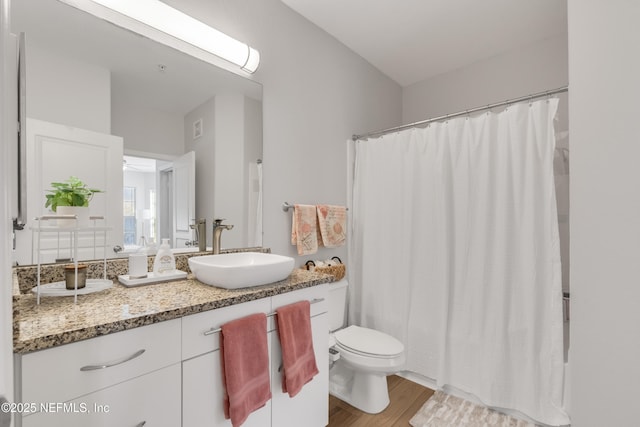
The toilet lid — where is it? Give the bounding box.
[334,325,404,357]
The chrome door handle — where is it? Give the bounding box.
[80,349,145,371]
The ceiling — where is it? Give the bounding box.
[281,0,567,87]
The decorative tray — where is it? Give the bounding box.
[31,279,113,297]
[118,270,188,287]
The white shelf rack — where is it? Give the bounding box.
[31,215,113,304]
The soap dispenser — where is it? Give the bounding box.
[153,238,176,274]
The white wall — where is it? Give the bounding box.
[185,96,215,226]
[25,42,111,134]
[244,97,263,246]
[185,94,263,250]
[214,93,246,248]
[166,0,402,265]
[402,34,568,123]
[568,1,640,426]
[111,92,185,156]
[26,41,185,156]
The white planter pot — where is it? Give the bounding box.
[56,206,90,228]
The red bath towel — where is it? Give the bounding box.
[276,300,319,397]
[220,313,271,427]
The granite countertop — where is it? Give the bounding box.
[13,269,334,354]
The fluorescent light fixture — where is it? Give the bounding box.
[89,0,260,73]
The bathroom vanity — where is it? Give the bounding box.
[12,260,332,427]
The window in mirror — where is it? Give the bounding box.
[123,155,158,251]
[123,186,137,246]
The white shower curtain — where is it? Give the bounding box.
[349,99,569,426]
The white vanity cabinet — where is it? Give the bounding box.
[15,284,329,427]
[22,364,181,427]
[16,318,181,427]
[182,298,272,427]
[270,286,329,427]
[182,284,329,427]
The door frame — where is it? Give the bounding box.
[1,0,16,416]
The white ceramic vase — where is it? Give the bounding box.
[56,206,90,228]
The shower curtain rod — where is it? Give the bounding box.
[352,85,568,141]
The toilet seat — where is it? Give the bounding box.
[334,325,404,359]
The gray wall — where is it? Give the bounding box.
[25,42,111,134]
[112,90,185,156]
[402,34,568,123]
[569,1,640,425]
[213,93,246,248]
[184,97,215,230]
[167,0,403,263]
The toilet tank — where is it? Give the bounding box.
[328,279,348,331]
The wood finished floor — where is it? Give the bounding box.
[328,375,434,427]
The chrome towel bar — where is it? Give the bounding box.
[203,297,325,336]
[282,202,348,212]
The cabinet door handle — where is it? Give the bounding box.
[80,349,146,371]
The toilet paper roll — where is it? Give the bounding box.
[129,253,148,279]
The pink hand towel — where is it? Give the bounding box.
[276,300,319,397]
[316,204,347,247]
[291,204,321,255]
[220,313,271,427]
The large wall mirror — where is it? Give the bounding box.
[12,0,263,265]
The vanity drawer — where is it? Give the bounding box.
[22,363,181,427]
[182,298,271,360]
[20,318,181,405]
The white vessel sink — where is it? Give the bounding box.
[188,252,295,289]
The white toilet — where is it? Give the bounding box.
[328,279,406,414]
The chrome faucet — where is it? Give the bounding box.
[212,218,234,254]
[188,218,207,252]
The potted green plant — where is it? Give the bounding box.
[45,176,103,227]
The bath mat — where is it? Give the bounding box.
[409,390,538,427]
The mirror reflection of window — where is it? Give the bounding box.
[123,186,137,246]
[149,190,157,244]
[123,156,158,250]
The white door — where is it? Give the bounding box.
[14,119,123,264]
[172,151,195,248]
